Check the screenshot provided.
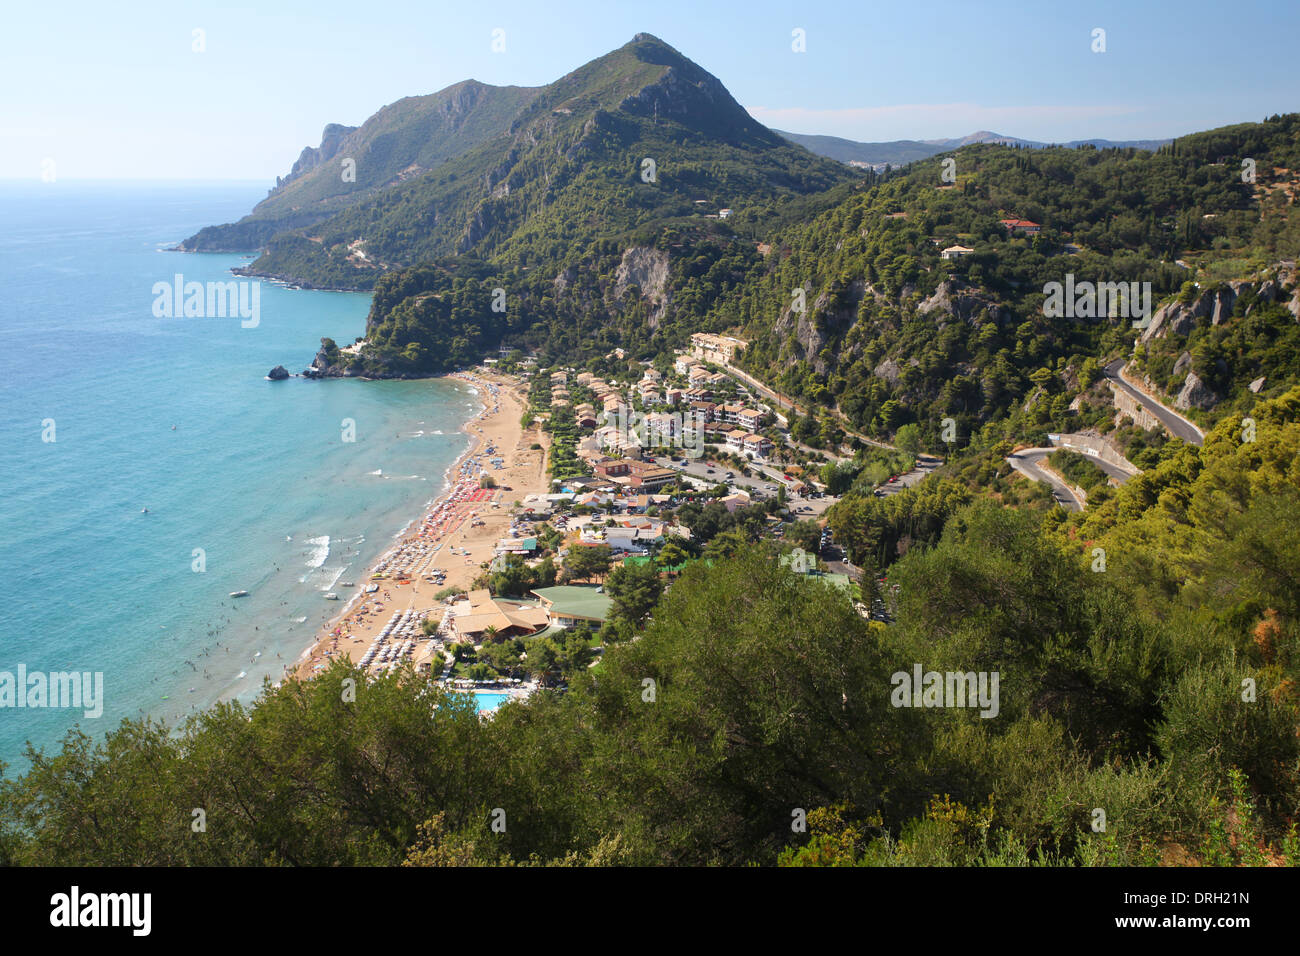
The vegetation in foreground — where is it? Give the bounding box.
[2,389,1296,867]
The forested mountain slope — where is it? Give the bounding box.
[229,34,853,291]
[178,81,541,254]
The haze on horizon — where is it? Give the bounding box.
[2,0,1297,181]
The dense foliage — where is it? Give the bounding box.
[3,387,1295,866]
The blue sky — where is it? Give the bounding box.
[3,0,1297,180]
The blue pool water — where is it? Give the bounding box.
[473,692,511,713]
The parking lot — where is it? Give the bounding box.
[872,454,943,498]
[647,454,839,516]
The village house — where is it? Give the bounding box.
[742,433,774,459]
[592,457,676,491]
[720,490,751,513]
[645,411,678,444]
[941,244,975,260]
[597,427,644,457]
[717,403,747,425]
[446,589,550,644]
[581,517,665,554]
[675,355,701,376]
[519,492,574,516]
[689,400,718,422]
[1000,218,1041,236]
[530,585,613,628]
[736,408,763,431]
[690,332,748,365]
[494,533,538,556]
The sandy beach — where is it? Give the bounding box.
[290,368,549,681]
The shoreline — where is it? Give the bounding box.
[288,367,548,683]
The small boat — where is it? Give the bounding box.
[340,581,355,587]
[324,592,339,600]
[236,671,246,679]
[230,590,249,598]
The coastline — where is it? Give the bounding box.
[289,367,548,682]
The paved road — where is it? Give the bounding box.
[1103,359,1205,446]
[1047,439,1136,484]
[874,454,943,498]
[648,454,790,500]
[718,360,896,451]
[1006,447,1084,512]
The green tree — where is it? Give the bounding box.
[562,544,613,582]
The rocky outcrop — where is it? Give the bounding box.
[281,123,358,187]
[1172,351,1192,377]
[918,279,1007,327]
[305,338,341,378]
[613,247,671,327]
[874,358,902,385]
[1174,371,1218,410]
[1141,267,1300,343]
[553,266,576,295]
[1140,289,1223,342]
[266,365,290,381]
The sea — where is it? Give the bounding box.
[0,180,479,769]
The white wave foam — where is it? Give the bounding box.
[304,535,330,568]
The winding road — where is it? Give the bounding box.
[1103,359,1205,446]
[1006,448,1084,512]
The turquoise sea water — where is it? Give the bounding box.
[0,181,478,768]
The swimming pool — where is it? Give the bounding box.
[473,692,511,713]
